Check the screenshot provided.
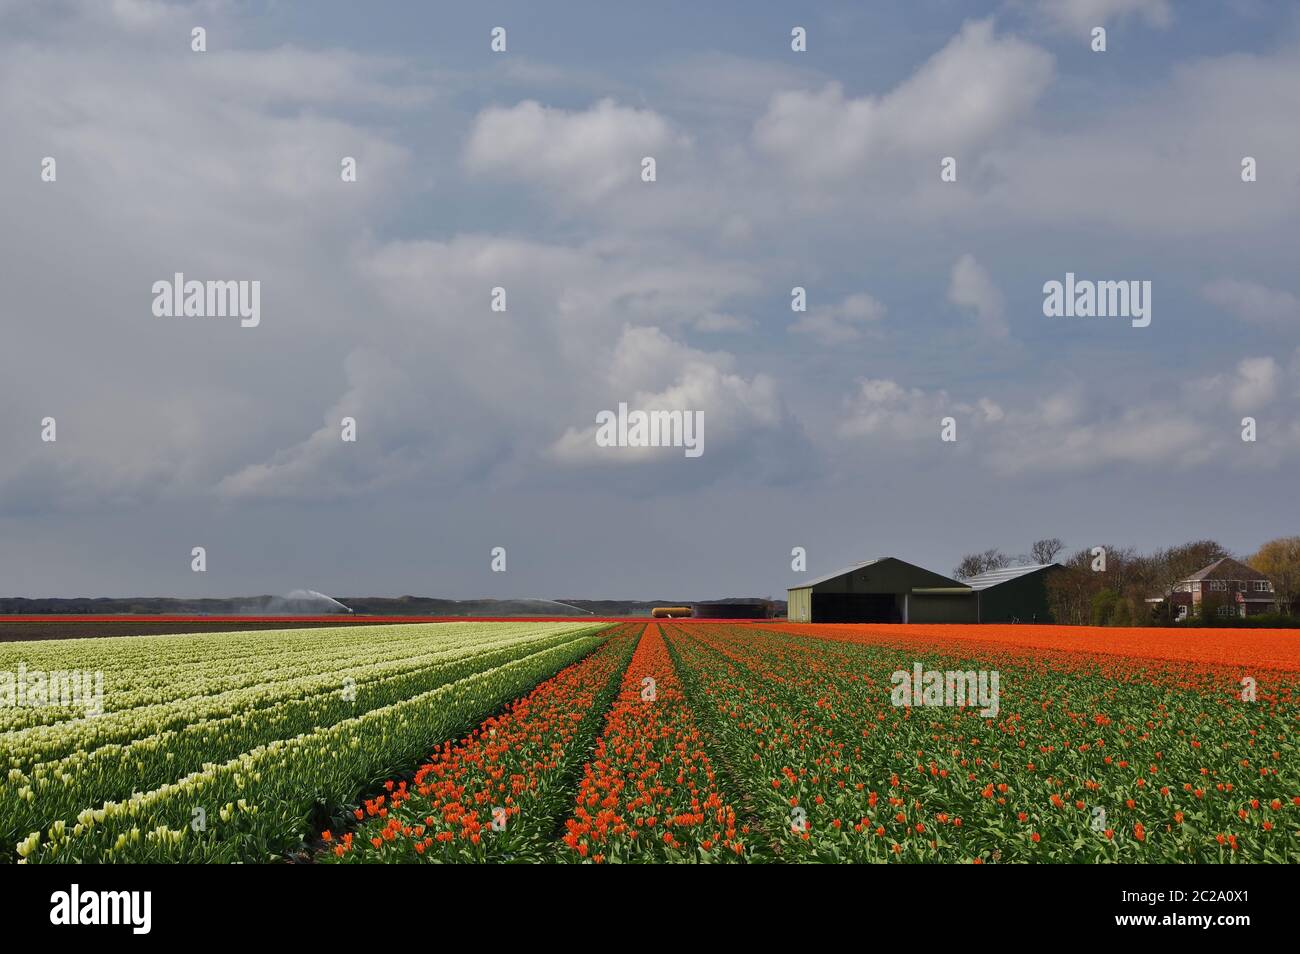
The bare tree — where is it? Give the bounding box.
[1042,540,1233,625]
[953,549,1012,580]
[1045,545,1143,625]
[1031,538,1065,564]
[1152,540,1232,594]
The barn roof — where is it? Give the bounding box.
[790,557,966,591]
[963,563,1059,591]
[791,559,885,589]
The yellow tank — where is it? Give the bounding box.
[651,606,693,619]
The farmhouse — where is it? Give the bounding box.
[786,558,1062,624]
[1150,557,1276,620]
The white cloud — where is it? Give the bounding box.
[216,350,454,500]
[1229,357,1279,412]
[107,0,171,29]
[839,378,1003,443]
[1034,0,1173,31]
[977,390,1213,474]
[1184,355,1281,415]
[837,361,1300,476]
[1202,278,1300,329]
[977,48,1300,236]
[694,311,754,333]
[737,24,1300,243]
[655,52,830,120]
[754,20,1053,178]
[548,326,795,472]
[199,47,438,111]
[214,235,787,498]
[789,292,886,344]
[948,254,1009,338]
[360,233,759,344]
[0,17,424,514]
[463,97,688,201]
[2,0,1297,595]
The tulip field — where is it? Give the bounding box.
[5,620,614,862]
[4,618,1297,863]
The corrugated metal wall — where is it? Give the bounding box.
[909,593,978,623]
[976,572,1054,622]
[787,587,811,622]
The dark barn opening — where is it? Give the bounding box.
[811,593,899,623]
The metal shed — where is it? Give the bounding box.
[964,563,1061,623]
[787,558,976,623]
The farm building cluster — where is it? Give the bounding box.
[786,558,1058,624]
[649,555,1282,624]
[785,555,1284,623]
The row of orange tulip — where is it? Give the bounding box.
[559,624,746,863]
[321,624,642,862]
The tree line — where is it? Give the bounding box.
[953,536,1300,626]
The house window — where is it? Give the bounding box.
[1209,580,1227,591]
[1253,580,1271,592]
[1216,605,1234,617]
[1191,582,1201,593]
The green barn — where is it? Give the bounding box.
[786,558,1061,624]
[786,558,977,624]
[963,563,1060,623]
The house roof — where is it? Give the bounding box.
[1181,557,1269,582]
[963,563,1059,591]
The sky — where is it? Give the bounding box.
[0,0,1297,600]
